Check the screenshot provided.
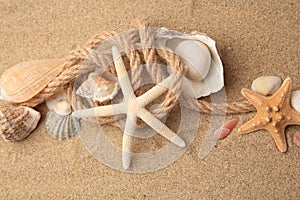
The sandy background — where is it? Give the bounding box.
[0,0,299,199]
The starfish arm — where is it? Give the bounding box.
[238,115,265,134]
[271,78,292,106]
[137,108,186,148]
[288,109,300,125]
[122,115,136,169]
[267,126,287,152]
[112,46,135,99]
[137,75,173,106]
[72,103,125,118]
[241,88,265,107]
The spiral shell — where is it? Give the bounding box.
[0,104,41,141]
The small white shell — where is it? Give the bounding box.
[54,101,72,115]
[155,27,224,98]
[46,89,67,110]
[76,73,119,102]
[291,90,300,112]
[167,39,211,81]
[251,76,282,96]
[0,104,41,141]
[45,110,80,140]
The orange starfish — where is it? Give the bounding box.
[238,78,300,152]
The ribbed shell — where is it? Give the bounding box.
[45,110,80,140]
[0,59,65,103]
[0,104,41,141]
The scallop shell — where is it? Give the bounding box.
[45,110,80,140]
[0,59,65,103]
[251,76,282,96]
[155,28,224,98]
[76,73,119,102]
[0,104,41,141]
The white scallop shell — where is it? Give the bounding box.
[251,76,282,96]
[45,110,80,140]
[76,73,119,102]
[0,104,41,141]
[291,90,300,112]
[155,28,224,98]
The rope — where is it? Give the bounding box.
[15,18,256,124]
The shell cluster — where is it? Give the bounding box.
[155,28,224,98]
[0,104,41,141]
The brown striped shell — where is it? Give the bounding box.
[0,59,65,103]
[0,104,41,141]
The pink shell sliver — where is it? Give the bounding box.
[223,119,238,130]
[293,132,300,147]
[0,59,65,103]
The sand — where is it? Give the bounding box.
[0,0,299,199]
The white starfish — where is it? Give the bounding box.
[72,46,186,169]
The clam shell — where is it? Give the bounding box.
[0,104,41,141]
[251,76,282,96]
[291,90,300,112]
[76,73,119,102]
[54,101,72,115]
[45,110,80,140]
[0,59,65,103]
[155,28,224,98]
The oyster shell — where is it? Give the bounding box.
[76,72,119,102]
[0,59,65,103]
[155,28,224,98]
[0,104,41,141]
[45,102,80,141]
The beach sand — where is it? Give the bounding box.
[0,0,299,199]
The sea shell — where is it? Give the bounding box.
[46,89,67,110]
[54,101,72,115]
[214,128,231,140]
[0,59,65,103]
[251,76,282,96]
[0,104,41,141]
[76,72,119,102]
[291,90,300,112]
[155,28,224,98]
[45,105,80,141]
[167,39,211,81]
[293,132,300,147]
[214,119,238,140]
[223,119,238,130]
